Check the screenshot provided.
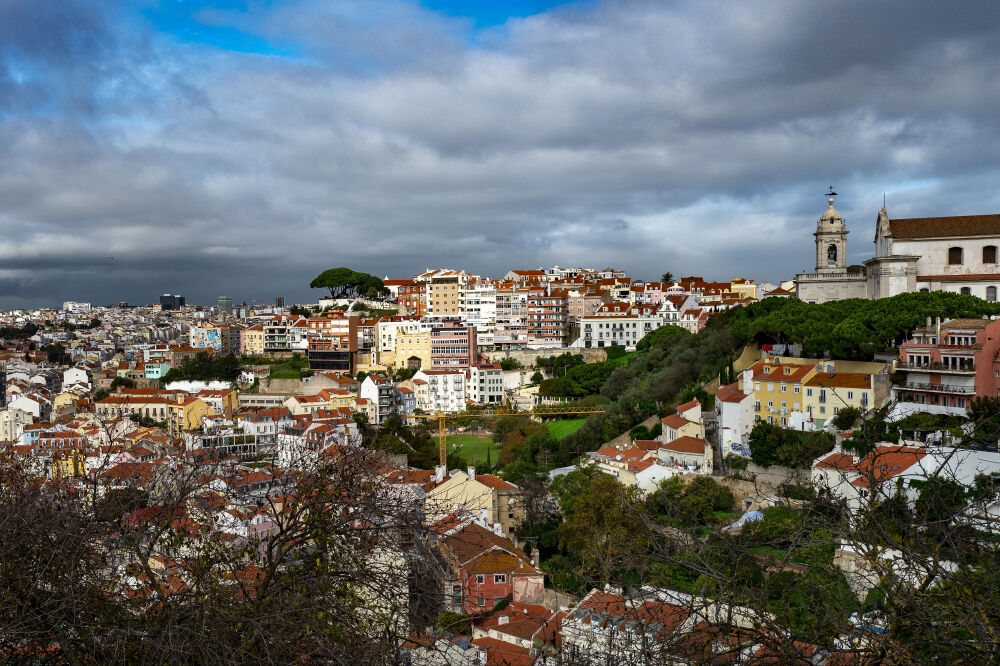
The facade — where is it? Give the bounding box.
[189,325,240,354]
[579,302,670,349]
[466,364,504,405]
[715,372,755,457]
[241,325,265,355]
[894,317,1000,415]
[802,371,890,427]
[306,313,358,372]
[413,369,466,412]
[525,286,569,348]
[749,359,819,429]
[430,321,479,369]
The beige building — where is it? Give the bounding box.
[393,331,431,369]
[424,469,524,539]
[802,372,891,427]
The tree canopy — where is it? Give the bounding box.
[309,267,387,300]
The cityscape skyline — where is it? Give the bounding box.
[3,1,1000,309]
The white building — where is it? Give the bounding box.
[578,302,675,349]
[62,301,92,313]
[797,193,1000,303]
[466,364,504,406]
[413,369,467,412]
[716,370,755,458]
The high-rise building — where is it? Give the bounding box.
[160,294,186,311]
[275,297,285,308]
[218,295,233,314]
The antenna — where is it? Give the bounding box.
[826,185,837,197]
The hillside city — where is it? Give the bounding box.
[3,198,1000,663]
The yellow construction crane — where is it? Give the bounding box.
[412,403,606,466]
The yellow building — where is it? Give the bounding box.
[168,396,214,433]
[242,325,265,355]
[394,331,431,369]
[730,278,758,300]
[326,388,358,410]
[52,451,87,479]
[749,359,818,427]
[802,372,889,427]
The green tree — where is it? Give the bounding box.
[831,405,862,431]
[661,272,674,284]
[530,370,544,384]
[309,267,387,300]
[557,473,651,584]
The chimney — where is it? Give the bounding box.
[936,317,941,342]
[467,466,476,480]
[741,369,753,395]
[434,464,446,484]
[926,316,932,329]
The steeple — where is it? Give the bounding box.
[814,193,847,273]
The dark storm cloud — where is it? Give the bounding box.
[2,0,1000,309]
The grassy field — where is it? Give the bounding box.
[544,418,588,439]
[448,434,500,465]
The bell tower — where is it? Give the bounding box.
[814,193,847,273]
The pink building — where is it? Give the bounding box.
[430,320,479,369]
[895,316,1000,414]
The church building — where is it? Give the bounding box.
[795,194,1000,303]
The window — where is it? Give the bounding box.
[452,585,462,602]
[476,574,485,584]
[754,382,761,391]
[961,287,971,295]
[989,286,998,302]
[793,385,800,393]
[754,401,761,411]
[985,246,998,263]
[827,244,838,265]
[781,401,787,408]
[767,401,773,408]
[477,596,485,607]
[767,382,774,392]
[847,391,854,400]
[780,383,787,393]
[806,388,813,397]
[494,574,507,584]
[949,247,964,265]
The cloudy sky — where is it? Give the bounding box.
[3,0,1000,309]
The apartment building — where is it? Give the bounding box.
[430,321,479,369]
[306,313,358,372]
[802,372,890,427]
[462,278,497,347]
[413,369,466,412]
[525,286,569,349]
[263,315,309,353]
[579,302,666,349]
[467,363,504,406]
[494,286,530,349]
[749,359,819,429]
[894,316,1000,415]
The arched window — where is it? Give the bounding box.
[960,287,971,295]
[949,247,964,265]
[919,288,929,293]
[827,244,837,265]
[988,286,997,302]
[985,246,998,264]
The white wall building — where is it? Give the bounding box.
[413,369,467,412]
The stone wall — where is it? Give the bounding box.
[255,378,304,395]
[482,348,607,368]
[745,462,811,487]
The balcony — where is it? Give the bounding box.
[896,362,976,374]
[900,382,975,395]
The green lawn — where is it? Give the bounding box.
[448,434,500,465]
[545,418,588,439]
